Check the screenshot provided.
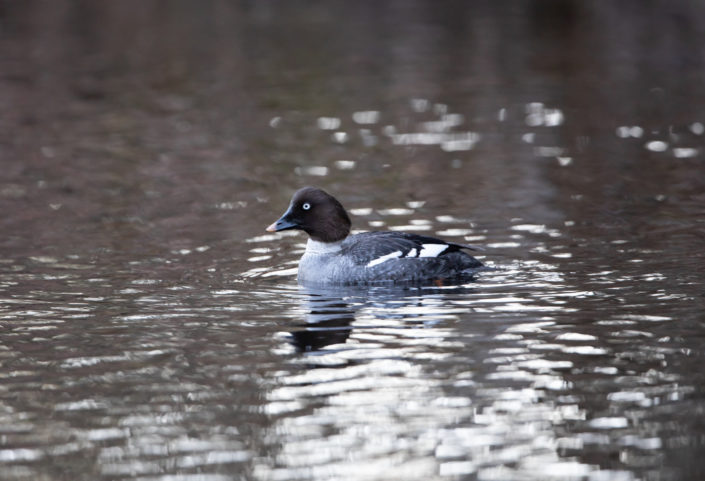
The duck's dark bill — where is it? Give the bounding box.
[266,215,298,232]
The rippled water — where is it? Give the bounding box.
[2,1,705,480]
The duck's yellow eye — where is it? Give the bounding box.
[302,202,311,210]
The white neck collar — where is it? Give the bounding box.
[305,238,343,255]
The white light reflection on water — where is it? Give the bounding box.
[334,160,356,170]
[294,166,329,176]
[390,131,481,151]
[525,102,564,127]
[645,140,668,152]
[352,111,380,125]
[317,117,341,130]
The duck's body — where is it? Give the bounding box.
[267,187,484,286]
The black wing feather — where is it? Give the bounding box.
[341,231,479,266]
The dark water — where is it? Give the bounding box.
[2,1,705,480]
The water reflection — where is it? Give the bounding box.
[242,247,701,480]
[259,278,629,480]
[289,288,356,352]
[287,285,483,352]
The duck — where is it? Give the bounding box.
[266,186,485,285]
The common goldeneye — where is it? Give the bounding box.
[266,187,485,285]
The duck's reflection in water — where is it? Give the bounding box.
[287,284,480,352]
[289,291,356,352]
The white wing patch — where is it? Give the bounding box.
[407,248,418,258]
[367,250,403,267]
[419,244,448,257]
